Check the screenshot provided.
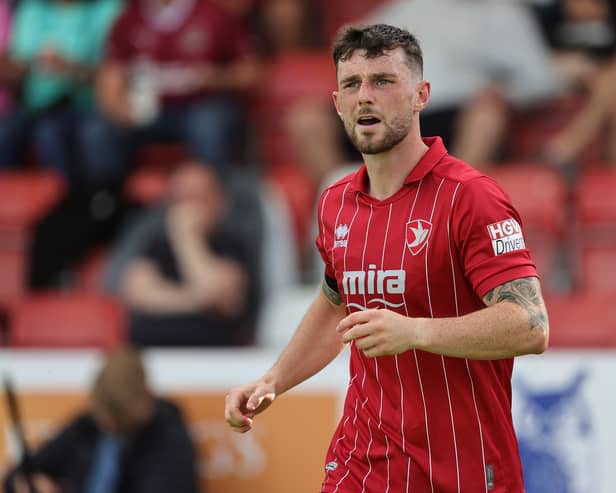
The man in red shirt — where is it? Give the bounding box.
[225,24,549,492]
[79,0,260,186]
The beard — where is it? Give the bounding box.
[346,112,412,155]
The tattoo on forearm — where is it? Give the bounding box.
[322,280,343,305]
[483,276,548,334]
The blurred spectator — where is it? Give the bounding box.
[366,0,561,168]
[79,0,261,188]
[118,162,259,347]
[254,0,359,183]
[3,346,200,493]
[0,0,121,182]
[532,0,616,167]
[0,0,14,117]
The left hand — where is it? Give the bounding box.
[336,309,426,358]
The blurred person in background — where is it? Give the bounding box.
[119,162,259,347]
[531,0,616,168]
[0,0,121,183]
[254,0,359,184]
[0,0,15,119]
[79,0,261,189]
[366,0,561,168]
[3,346,200,493]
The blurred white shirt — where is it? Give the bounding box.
[365,0,562,111]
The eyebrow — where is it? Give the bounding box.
[339,72,398,85]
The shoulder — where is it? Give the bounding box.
[432,154,487,185]
[48,412,100,444]
[433,155,509,204]
[152,399,188,428]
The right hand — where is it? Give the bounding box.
[13,473,61,493]
[224,381,276,433]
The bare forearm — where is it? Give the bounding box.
[420,276,548,359]
[263,290,346,396]
[200,59,261,92]
[171,233,217,287]
[121,262,201,314]
[418,301,547,359]
[339,276,549,360]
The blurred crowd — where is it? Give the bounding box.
[0,0,614,350]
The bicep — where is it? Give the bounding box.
[482,276,548,334]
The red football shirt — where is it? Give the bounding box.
[316,137,536,493]
[105,0,254,103]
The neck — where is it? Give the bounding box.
[363,128,428,200]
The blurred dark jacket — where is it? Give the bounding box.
[3,399,200,493]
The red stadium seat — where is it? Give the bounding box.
[576,168,616,229]
[545,295,616,347]
[579,248,616,293]
[124,143,187,205]
[9,293,126,348]
[486,164,568,233]
[573,168,616,292]
[124,163,172,205]
[0,169,65,230]
[0,170,66,305]
[0,251,27,305]
[487,164,569,292]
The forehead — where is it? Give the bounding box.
[336,47,413,81]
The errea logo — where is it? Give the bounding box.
[487,218,526,256]
[334,224,349,248]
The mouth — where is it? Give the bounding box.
[356,115,382,126]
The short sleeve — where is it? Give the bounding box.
[315,192,336,280]
[452,176,538,299]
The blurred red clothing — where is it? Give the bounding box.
[106,0,255,104]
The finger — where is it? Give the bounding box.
[231,423,252,433]
[226,407,251,428]
[353,334,379,351]
[363,346,383,358]
[224,393,252,427]
[336,309,379,333]
[246,390,275,411]
[342,322,375,343]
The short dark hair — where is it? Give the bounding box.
[332,24,423,76]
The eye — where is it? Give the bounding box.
[343,80,360,89]
[376,78,392,86]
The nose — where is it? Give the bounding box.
[357,81,374,106]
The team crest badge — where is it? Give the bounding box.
[406,219,432,255]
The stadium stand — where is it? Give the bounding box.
[0,170,65,304]
[8,292,125,348]
[575,167,616,293]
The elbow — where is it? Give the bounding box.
[529,324,549,355]
[531,334,549,355]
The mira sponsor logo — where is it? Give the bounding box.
[487,218,526,256]
[342,264,405,295]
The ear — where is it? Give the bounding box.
[332,91,342,118]
[413,80,431,113]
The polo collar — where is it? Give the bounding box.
[349,137,448,194]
